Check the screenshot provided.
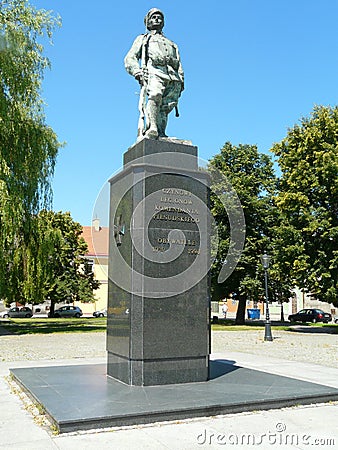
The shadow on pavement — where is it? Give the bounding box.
[0,325,13,336]
[209,360,239,380]
[288,325,338,335]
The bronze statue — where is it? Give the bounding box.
[124,8,184,140]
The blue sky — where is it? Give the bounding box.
[32,0,337,226]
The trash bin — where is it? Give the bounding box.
[247,309,260,319]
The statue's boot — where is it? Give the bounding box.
[157,112,168,137]
[145,100,159,139]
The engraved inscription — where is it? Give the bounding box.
[151,236,200,255]
[161,188,192,196]
[149,187,202,254]
[160,196,193,204]
[155,204,199,215]
[152,187,201,223]
[158,237,196,246]
[153,213,200,223]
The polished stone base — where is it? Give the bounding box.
[10,359,338,434]
[107,352,209,386]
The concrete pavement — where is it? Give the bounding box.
[0,352,337,449]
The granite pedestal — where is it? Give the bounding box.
[107,139,210,386]
[10,358,338,434]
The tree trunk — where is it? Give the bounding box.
[280,302,285,322]
[49,299,56,317]
[235,296,246,325]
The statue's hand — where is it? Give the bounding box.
[142,68,149,83]
[135,72,143,85]
[135,68,148,86]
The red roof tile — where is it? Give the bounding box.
[81,226,109,257]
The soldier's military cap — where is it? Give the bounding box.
[144,8,164,29]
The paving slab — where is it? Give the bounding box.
[10,358,338,434]
[0,378,54,449]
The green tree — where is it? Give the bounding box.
[0,0,61,302]
[272,105,338,307]
[209,142,279,324]
[33,210,100,315]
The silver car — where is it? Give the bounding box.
[1,307,33,318]
[93,309,107,318]
[51,306,83,318]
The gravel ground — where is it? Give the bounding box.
[0,331,107,362]
[0,327,337,368]
[212,328,338,368]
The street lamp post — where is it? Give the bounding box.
[260,253,273,342]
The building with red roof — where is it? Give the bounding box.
[76,219,109,315]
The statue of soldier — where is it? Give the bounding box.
[124,8,184,140]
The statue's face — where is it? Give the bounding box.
[147,13,164,31]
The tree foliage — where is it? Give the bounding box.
[272,105,338,307]
[209,142,280,323]
[3,210,101,310]
[0,1,61,302]
[34,211,100,315]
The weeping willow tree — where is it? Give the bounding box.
[0,0,61,304]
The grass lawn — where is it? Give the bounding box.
[1,317,337,335]
[211,318,338,333]
[211,320,290,331]
[0,317,107,335]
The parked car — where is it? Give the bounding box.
[288,308,332,324]
[49,306,83,318]
[0,307,33,318]
[334,315,338,324]
[93,309,107,318]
